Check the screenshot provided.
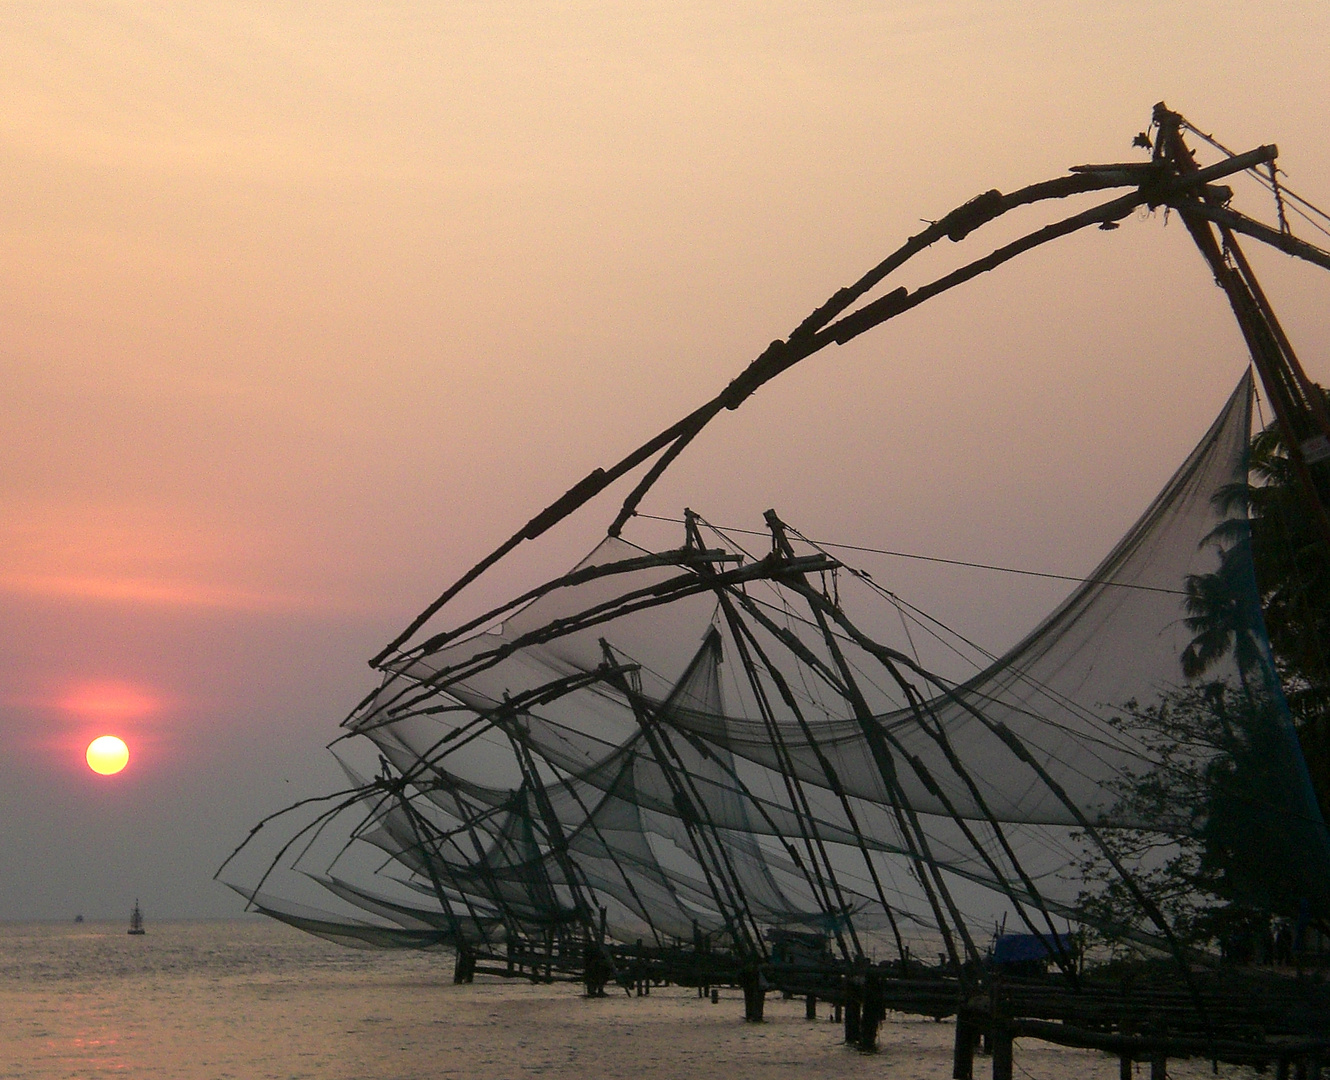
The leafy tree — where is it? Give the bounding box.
[1075,431,1330,953]
[1075,684,1325,954]
[1207,414,1330,819]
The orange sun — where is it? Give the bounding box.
[86,735,130,775]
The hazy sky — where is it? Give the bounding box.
[2,2,1328,920]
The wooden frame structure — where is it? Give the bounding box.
[222,105,1330,1078]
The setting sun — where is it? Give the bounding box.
[86,735,130,776]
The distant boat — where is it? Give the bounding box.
[128,900,145,935]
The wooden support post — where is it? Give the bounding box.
[833,1001,842,1023]
[1119,1054,1132,1080]
[844,978,862,1045]
[859,973,883,1053]
[953,1013,977,1080]
[1296,1059,1310,1080]
[742,967,765,1022]
[710,987,719,1004]
[453,947,475,984]
[583,940,607,998]
[805,993,817,1020]
[990,1020,1012,1080]
[1148,1018,1166,1080]
[1278,1057,1291,1080]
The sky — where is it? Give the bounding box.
[2,1,1329,920]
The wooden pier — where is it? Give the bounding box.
[454,934,1330,1077]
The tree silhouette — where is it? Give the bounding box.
[1202,406,1330,820]
[1180,532,1267,697]
[1075,684,1329,954]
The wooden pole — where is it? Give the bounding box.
[859,973,883,1052]
[991,1020,1013,1080]
[844,978,862,1045]
[457,947,476,984]
[742,966,765,1022]
[953,1012,978,1080]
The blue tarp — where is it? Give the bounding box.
[992,933,1075,965]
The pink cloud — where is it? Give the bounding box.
[0,570,331,613]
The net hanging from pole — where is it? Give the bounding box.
[218,106,1330,980]
[222,371,1330,967]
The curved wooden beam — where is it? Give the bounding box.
[372,115,1321,665]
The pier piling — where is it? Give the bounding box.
[953,1012,977,1079]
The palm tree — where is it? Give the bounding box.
[1180,534,1267,697]
[1191,403,1330,820]
[1211,423,1330,708]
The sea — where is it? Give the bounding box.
[0,919,1256,1079]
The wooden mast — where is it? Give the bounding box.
[1153,103,1330,556]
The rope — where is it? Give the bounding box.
[631,512,1186,596]
[1180,118,1330,241]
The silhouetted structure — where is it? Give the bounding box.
[222,105,1330,1075]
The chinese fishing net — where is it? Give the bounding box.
[222,370,1330,966]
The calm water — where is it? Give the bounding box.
[0,919,1254,1079]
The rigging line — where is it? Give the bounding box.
[1213,175,1330,243]
[735,586,1159,804]
[545,759,672,948]
[753,579,1122,760]
[1240,170,1330,241]
[871,585,993,675]
[598,643,762,955]
[834,563,1144,755]
[690,512,852,722]
[762,516,977,970]
[889,591,922,665]
[1179,118,1330,233]
[1268,198,1330,243]
[734,588,1152,767]
[633,512,1187,596]
[851,578,1126,758]
[710,590,871,958]
[690,512,1031,723]
[1284,199,1330,242]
